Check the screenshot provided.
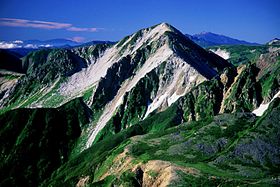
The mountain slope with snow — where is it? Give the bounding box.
[0,23,231,149]
[0,23,279,187]
[267,38,280,46]
[74,23,231,148]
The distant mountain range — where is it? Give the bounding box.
[0,38,115,49]
[1,32,260,53]
[185,32,260,47]
[0,39,79,49]
[78,40,115,47]
[0,39,114,57]
[0,32,262,57]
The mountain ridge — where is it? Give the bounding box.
[68,22,231,148]
[186,32,260,47]
[0,22,231,150]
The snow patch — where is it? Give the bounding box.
[250,49,256,53]
[210,48,230,60]
[144,93,168,119]
[167,92,185,106]
[143,56,206,119]
[189,75,196,82]
[252,90,280,116]
[268,38,280,45]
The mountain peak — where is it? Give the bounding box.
[158,22,172,28]
[150,22,174,33]
[194,32,224,38]
[267,38,280,45]
[114,22,175,52]
[198,31,212,35]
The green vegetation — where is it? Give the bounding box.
[93,63,163,142]
[222,64,262,112]
[1,74,20,80]
[40,101,186,186]
[40,99,280,186]
[208,45,269,66]
[0,45,108,110]
[258,58,280,100]
[0,49,24,73]
[73,43,111,63]
[146,170,158,179]
[0,98,91,187]
[82,86,95,103]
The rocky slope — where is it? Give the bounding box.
[267,38,280,46]
[77,23,231,149]
[0,43,111,110]
[0,23,231,150]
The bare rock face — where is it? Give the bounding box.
[220,64,262,113]
[256,47,280,103]
[219,67,237,91]
[179,78,223,121]
[135,166,144,186]
[0,72,22,108]
[76,176,90,187]
[142,160,200,187]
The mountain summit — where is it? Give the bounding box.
[56,22,231,148]
[0,22,231,149]
[267,38,280,45]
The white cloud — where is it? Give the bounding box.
[0,18,100,32]
[13,40,23,44]
[24,44,37,48]
[0,41,22,49]
[0,41,53,49]
[39,44,52,48]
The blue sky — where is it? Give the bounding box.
[0,0,279,43]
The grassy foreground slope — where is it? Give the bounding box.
[43,98,280,187]
[0,98,91,187]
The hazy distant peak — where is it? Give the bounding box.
[267,38,280,45]
[186,32,259,47]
